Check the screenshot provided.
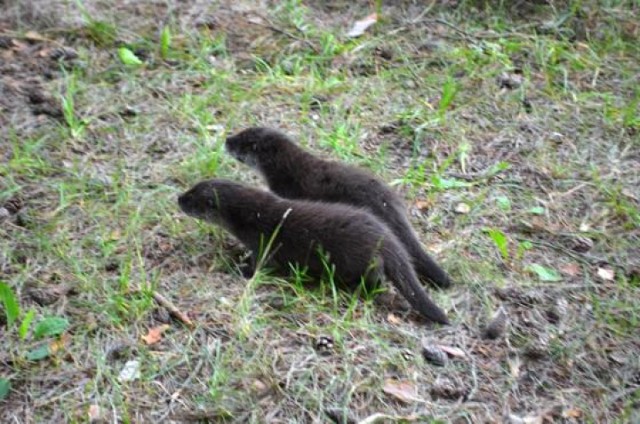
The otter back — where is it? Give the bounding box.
[225,127,453,289]
[178,178,449,324]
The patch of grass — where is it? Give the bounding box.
[2,1,639,422]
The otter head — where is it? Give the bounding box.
[225,127,294,169]
[178,179,235,224]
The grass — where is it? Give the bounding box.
[1,0,639,422]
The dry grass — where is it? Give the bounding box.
[1,0,639,422]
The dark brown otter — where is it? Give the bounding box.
[178,179,449,325]
[225,127,452,289]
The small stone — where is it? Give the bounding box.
[153,307,171,324]
[50,47,78,61]
[118,360,141,382]
[546,297,568,324]
[454,203,470,214]
[401,348,414,361]
[497,71,524,89]
[0,207,10,222]
[403,79,417,89]
[569,236,593,252]
[483,307,507,339]
[430,377,468,400]
[421,342,447,366]
[597,267,615,281]
[3,196,24,214]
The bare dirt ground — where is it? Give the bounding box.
[1,0,639,423]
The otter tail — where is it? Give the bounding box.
[382,242,449,325]
[411,244,452,289]
[386,212,452,289]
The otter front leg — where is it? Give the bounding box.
[238,252,257,279]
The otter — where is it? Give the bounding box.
[178,179,449,325]
[225,127,452,289]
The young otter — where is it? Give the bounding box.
[178,179,449,325]
[225,127,452,289]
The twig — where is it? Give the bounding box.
[158,356,206,421]
[134,287,195,328]
[608,385,640,406]
[402,17,538,42]
[521,238,626,270]
[151,291,194,328]
[244,12,319,53]
[0,30,66,47]
[428,18,476,42]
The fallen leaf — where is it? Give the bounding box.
[34,316,69,339]
[118,47,143,66]
[508,414,543,424]
[24,30,46,41]
[0,378,10,400]
[118,360,141,382]
[454,202,470,214]
[436,345,467,358]
[141,324,170,345]
[387,313,402,325]
[508,356,521,378]
[88,404,102,422]
[562,408,582,419]
[560,263,580,277]
[597,267,614,281]
[347,13,378,38]
[414,200,431,211]
[49,333,71,354]
[527,263,562,282]
[383,379,424,403]
[25,344,51,361]
[358,413,418,424]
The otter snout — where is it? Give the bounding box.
[177,192,188,212]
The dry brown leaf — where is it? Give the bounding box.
[49,333,70,354]
[382,379,424,403]
[597,267,614,281]
[387,313,402,325]
[347,13,378,38]
[560,263,580,276]
[87,404,102,422]
[436,344,467,359]
[562,408,582,419]
[24,30,46,41]
[141,324,170,345]
[413,200,433,212]
[414,200,431,211]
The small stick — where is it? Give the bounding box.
[150,291,195,328]
[244,12,319,53]
[134,287,195,328]
[0,30,66,47]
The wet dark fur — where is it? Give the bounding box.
[225,127,452,289]
[178,179,449,325]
